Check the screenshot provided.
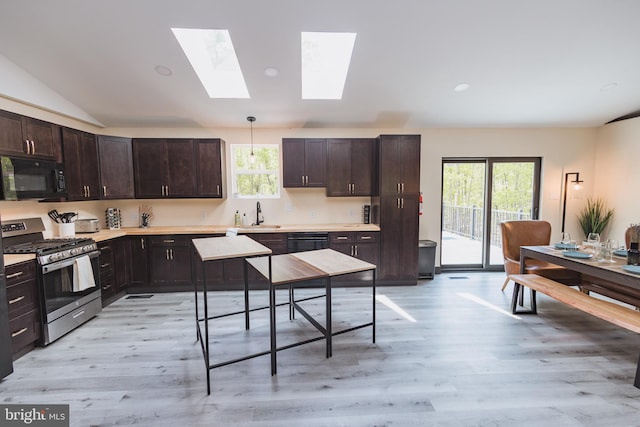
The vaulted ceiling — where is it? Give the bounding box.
[1,0,639,129]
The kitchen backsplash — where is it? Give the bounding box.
[0,189,371,237]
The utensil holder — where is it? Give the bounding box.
[58,223,75,237]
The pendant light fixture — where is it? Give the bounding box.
[247,116,256,164]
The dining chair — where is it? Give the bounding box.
[500,220,581,291]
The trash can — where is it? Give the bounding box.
[418,240,437,279]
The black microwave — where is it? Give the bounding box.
[0,156,67,200]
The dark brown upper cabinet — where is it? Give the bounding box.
[282,138,326,188]
[326,138,375,196]
[0,110,62,162]
[61,128,100,200]
[378,134,421,196]
[133,138,224,199]
[97,135,135,199]
[195,139,225,198]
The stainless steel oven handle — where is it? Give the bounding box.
[41,250,100,273]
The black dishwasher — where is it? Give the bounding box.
[287,232,329,288]
[287,232,329,253]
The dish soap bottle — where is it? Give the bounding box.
[234,210,241,227]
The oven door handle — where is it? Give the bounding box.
[41,250,100,273]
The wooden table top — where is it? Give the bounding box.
[291,249,376,276]
[247,249,376,286]
[192,235,272,261]
[246,254,328,285]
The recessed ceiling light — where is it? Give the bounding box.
[154,65,173,76]
[301,32,357,100]
[454,83,470,92]
[264,67,279,77]
[171,28,249,98]
[600,82,618,92]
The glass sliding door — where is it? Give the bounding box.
[441,157,541,270]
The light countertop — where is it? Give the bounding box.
[4,223,379,266]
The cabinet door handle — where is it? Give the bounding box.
[397,183,400,194]
[165,185,169,196]
[401,182,404,193]
[401,198,404,209]
[7,271,24,279]
[87,186,91,197]
[100,263,111,268]
[217,184,220,195]
[350,245,354,256]
[24,140,30,154]
[30,141,35,155]
[171,249,174,260]
[397,198,400,209]
[301,176,305,186]
[12,328,28,338]
[9,295,25,305]
[163,239,175,243]
[102,285,112,291]
[141,238,145,250]
[354,245,358,257]
[103,186,107,197]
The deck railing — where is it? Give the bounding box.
[442,204,531,246]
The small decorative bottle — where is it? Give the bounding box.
[628,242,640,266]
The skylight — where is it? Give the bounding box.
[301,32,356,100]
[171,28,249,99]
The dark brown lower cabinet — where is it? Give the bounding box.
[329,231,379,285]
[5,261,41,358]
[128,236,148,288]
[148,236,192,289]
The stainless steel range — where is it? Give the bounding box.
[2,217,101,345]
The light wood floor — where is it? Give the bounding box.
[2,272,640,426]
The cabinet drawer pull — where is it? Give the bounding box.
[336,236,349,240]
[100,263,111,268]
[163,239,175,243]
[72,310,85,319]
[12,328,28,338]
[102,285,112,291]
[360,236,372,240]
[6,271,25,279]
[9,295,26,305]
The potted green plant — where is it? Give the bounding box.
[577,197,614,239]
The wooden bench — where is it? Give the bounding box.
[509,273,640,388]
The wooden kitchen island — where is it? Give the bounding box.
[192,236,376,394]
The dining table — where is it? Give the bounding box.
[515,244,640,313]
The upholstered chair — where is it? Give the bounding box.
[500,220,581,290]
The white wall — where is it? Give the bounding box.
[594,116,640,243]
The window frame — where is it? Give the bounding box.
[230,143,281,199]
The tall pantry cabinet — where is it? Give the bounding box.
[372,134,421,285]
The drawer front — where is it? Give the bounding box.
[7,279,39,318]
[10,310,41,354]
[149,235,190,246]
[5,261,37,286]
[356,232,378,243]
[329,232,355,244]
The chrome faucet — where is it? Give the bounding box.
[255,201,264,225]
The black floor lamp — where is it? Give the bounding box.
[561,172,583,233]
